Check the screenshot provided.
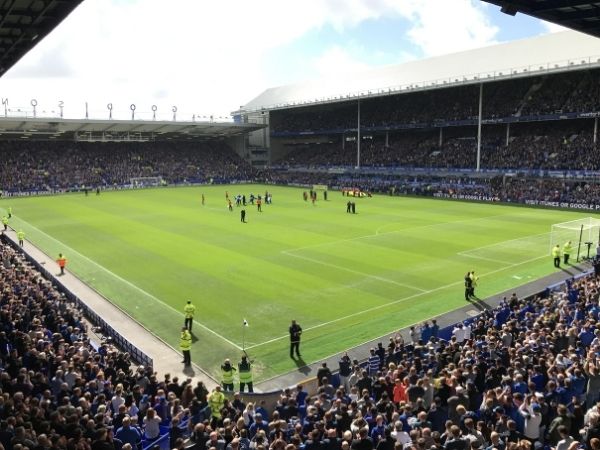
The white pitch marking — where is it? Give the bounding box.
[284,211,518,254]
[374,211,515,235]
[457,252,514,265]
[245,253,548,350]
[458,231,550,252]
[3,213,242,350]
[281,250,427,293]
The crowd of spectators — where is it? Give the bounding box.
[0,235,216,450]
[246,270,600,450]
[5,222,600,450]
[261,169,600,207]
[270,68,600,134]
[0,141,255,194]
[273,121,599,171]
[4,53,600,450]
[3,103,600,450]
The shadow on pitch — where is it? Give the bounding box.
[183,366,196,376]
[560,266,581,276]
[293,357,311,375]
[468,297,492,311]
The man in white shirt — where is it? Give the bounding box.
[519,400,542,442]
[452,324,466,344]
[463,322,472,341]
[555,426,574,450]
[391,421,411,447]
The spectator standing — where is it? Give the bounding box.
[339,354,352,392]
[317,363,332,386]
[115,417,141,449]
[143,408,161,440]
[368,349,380,376]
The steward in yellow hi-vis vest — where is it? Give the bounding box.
[221,359,236,391]
[184,300,196,332]
[180,327,192,367]
[563,241,573,265]
[208,386,225,427]
[552,244,561,268]
[238,354,254,393]
[17,230,25,247]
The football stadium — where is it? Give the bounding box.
[3,1,600,449]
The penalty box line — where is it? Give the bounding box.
[283,211,518,254]
[281,250,428,293]
[246,253,547,350]
[457,231,551,265]
[4,213,242,351]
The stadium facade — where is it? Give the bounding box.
[239,30,600,166]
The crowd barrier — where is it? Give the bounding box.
[324,267,592,389]
[0,233,154,367]
[1,233,593,450]
[140,261,589,449]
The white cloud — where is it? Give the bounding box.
[0,0,502,118]
[313,45,370,78]
[394,0,500,57]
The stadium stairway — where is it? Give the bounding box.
[2,228,218,390]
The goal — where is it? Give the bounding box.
[550,217,600,261]
[130,177,164,188]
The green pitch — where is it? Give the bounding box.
[0,185,593,381]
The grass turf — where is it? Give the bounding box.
[0,185,595,381]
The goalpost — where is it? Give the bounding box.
[130,177,164,188]
[550,217,600,261]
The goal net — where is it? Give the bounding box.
[130,177,164,188]
[550,217,600,261]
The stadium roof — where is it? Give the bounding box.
[0,117,265,141]
[243,30,600,112]
[0,0,83,77]
[482,1,600,38]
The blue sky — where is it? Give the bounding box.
[0,0,566,119]
[263,6,555,86]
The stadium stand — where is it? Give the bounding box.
[0,141,256,194]
[270,69,600,135]
[5,23,600,450]
[3,226,600,450]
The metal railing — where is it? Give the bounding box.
[0,234,153,367]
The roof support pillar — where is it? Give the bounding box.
[476,83,483,172]
[356,99,361,169]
